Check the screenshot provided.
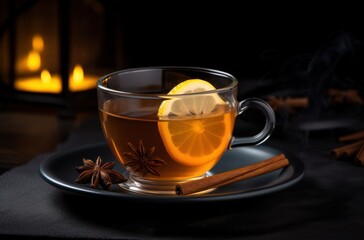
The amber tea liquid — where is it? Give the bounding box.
[100,98,236,181]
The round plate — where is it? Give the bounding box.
[39,142,304,203]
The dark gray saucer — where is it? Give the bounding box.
[39,142,304,203]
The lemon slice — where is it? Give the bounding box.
[158,79,234,166]
[158,79,225,118]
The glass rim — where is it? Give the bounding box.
[97,66,238,98]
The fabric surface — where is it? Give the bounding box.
[1,115,364,239]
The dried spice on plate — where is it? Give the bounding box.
[75,156,127,190]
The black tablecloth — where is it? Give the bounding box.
[1,115,364,239]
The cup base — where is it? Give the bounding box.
[118,172,215,195]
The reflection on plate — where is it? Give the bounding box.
[39,142,304,203]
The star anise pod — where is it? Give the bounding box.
[123,140,167,177]
[75,156,127,190]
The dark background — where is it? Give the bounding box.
[1,0,364,171]
[123,18,363,80]
[109,3,364,101]
[2,1,364,90]
[114,5,364,81]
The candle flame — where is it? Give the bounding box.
[72,64,84,83]
[32,35,44,52]
[41,69,52,84]
[27,50,41,71]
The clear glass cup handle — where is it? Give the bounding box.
[230,98,275,148]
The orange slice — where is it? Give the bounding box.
[158,79,234,166]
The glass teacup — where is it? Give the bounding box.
[97,66,275,195]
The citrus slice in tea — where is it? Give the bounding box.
[158,79,235,166]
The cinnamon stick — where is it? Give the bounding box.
[267,96,309,112]
[328,88,364,105]
[354,144,364,166]
[285,97,309,108]
[330,140,364,159]
[338,130,364,143]
[175,153,289,196]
